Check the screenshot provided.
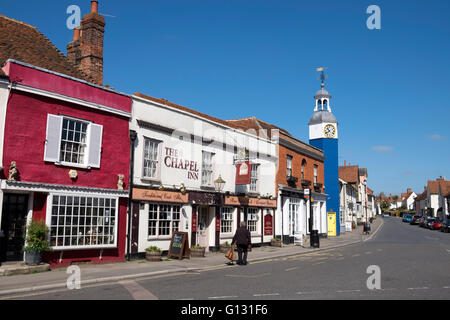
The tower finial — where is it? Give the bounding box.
[316,67,328,87]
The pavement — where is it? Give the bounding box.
[0,217,382,297]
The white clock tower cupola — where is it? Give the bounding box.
[308,70,338,140]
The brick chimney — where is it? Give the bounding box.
[66,1,105,85]
[407,188,411,193]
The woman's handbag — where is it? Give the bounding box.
[247,244,252,252]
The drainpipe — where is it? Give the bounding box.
[127,130,137,261]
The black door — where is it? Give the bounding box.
[0,194,29,262]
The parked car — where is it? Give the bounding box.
[383,212,390,217]
[404,214,413,223]
[430,220,442,230]
[410,215,422,225]
[420,216,432,228]
[440,219,450,233]
[402,214,411,222]
[426,218,437,229]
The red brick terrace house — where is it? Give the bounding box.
[0,1,132,267]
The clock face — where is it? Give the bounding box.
[323,124,336,138]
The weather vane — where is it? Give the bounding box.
[316,67,328,86]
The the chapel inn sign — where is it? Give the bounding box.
[164,147,199,180]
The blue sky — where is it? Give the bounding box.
[1,0,449,195]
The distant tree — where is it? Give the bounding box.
[380,200,390,211]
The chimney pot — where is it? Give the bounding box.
[73,28,80,41]
[344,161,346,166]
[91,0,98,14]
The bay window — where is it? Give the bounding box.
[50,195,117,249]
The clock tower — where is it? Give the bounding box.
[308,69,341,235]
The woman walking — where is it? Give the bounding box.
[231,221,251,265]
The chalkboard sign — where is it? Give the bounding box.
[168,231,190,260]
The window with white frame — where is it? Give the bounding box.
[60,118,88,164]
[220,207,233,233]
[249,164,259,193]
[143,138,160,179]
[50,195,117,249]
[247,208,259,233]
[286,155,293,177]
[201,151,214,186]
[314,165,318,184]
[44,114,103,168]
[148,204,180,237]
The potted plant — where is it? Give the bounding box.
[270,237,282,247]
[145,246,162,262]
[219,241,232,253]
[190,244,206,258]
[23,220,51,265]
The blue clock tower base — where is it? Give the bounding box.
[309,138,340,236]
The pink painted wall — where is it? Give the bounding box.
[3,61,131,114]
[1,62,131,267]
[1,62,131,189]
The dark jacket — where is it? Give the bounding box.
[232,227,251,246]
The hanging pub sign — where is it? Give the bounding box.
[235,161,252,185]
[168,231,190,259]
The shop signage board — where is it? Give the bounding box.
[224,196,277,208]
[264,213,273,235]
[235,161,252,185]
[133,189,188,203]
[192,212,197,233]
[304,188,310,199]
[189,192,221,206]
[168,231,190,259]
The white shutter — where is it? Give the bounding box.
[44,114,63,162]
[87,123,103,168]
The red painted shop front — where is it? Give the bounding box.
[0,61,131,268]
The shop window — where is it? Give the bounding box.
[50,195,117,249]
[147,204,180,238]
[143,138,161,179]
[247,208,259,233]
[220,207,233,233]
[44,114,102,168]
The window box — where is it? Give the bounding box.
[287,175,298,184]
[301,179,312,187]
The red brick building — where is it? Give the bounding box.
[224,117,327,244]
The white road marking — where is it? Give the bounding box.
[336,289,361,293]
[285,267,298,272]
[407,287,429,290]
[208,295,239,299]
[253,293,280,297]
[443,286,450,289]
